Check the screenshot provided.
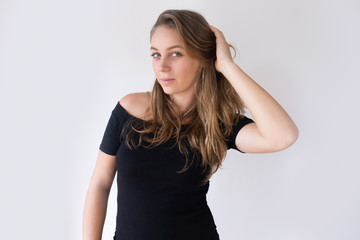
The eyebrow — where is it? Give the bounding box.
[150,45,184,51]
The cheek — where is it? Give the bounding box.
[185,62,200,79]
[179,61,197,74]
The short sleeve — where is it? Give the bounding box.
[99,102,129,156]
[227,115,254,153]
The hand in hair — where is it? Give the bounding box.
[209,25,234,73]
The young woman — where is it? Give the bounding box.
[82,9,298,240]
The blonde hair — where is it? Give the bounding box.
[125,9,245,185]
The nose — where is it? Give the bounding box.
[157,57,170,72]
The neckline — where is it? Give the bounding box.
[117,101,191,126]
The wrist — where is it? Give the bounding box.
[218,61,238,77]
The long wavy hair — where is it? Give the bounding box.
[125,9,245,185]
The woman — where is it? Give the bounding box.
[82,9,298,240]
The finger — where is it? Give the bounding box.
[209,25,227,43]
[208,24,223,37]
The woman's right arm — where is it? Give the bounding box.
[82,150,117,240]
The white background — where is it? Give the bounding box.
[1,0,359,239]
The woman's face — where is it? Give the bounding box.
[150,26,201,98]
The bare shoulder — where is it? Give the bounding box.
[119,92,152,120]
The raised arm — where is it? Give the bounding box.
[82,150,116,240]
[209,25,299,153]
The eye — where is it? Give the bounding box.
[172,52,183,57]
[151,53,160,58]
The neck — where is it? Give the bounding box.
[170,92,196,114]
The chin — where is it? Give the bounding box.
[159,85,175,95]
[162,89,175,96]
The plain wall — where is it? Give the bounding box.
[1,0,359,239]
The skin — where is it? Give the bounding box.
[82,24,299,240]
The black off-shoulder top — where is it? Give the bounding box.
[99,102,253,240]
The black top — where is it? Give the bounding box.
[99,102,254,240]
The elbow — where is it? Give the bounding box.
[289,124,300,145]
[88,180,113,196]
[275,126,299,151]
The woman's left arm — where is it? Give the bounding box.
[210,25,299,153]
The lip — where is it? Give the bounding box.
[160,78,175,85]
